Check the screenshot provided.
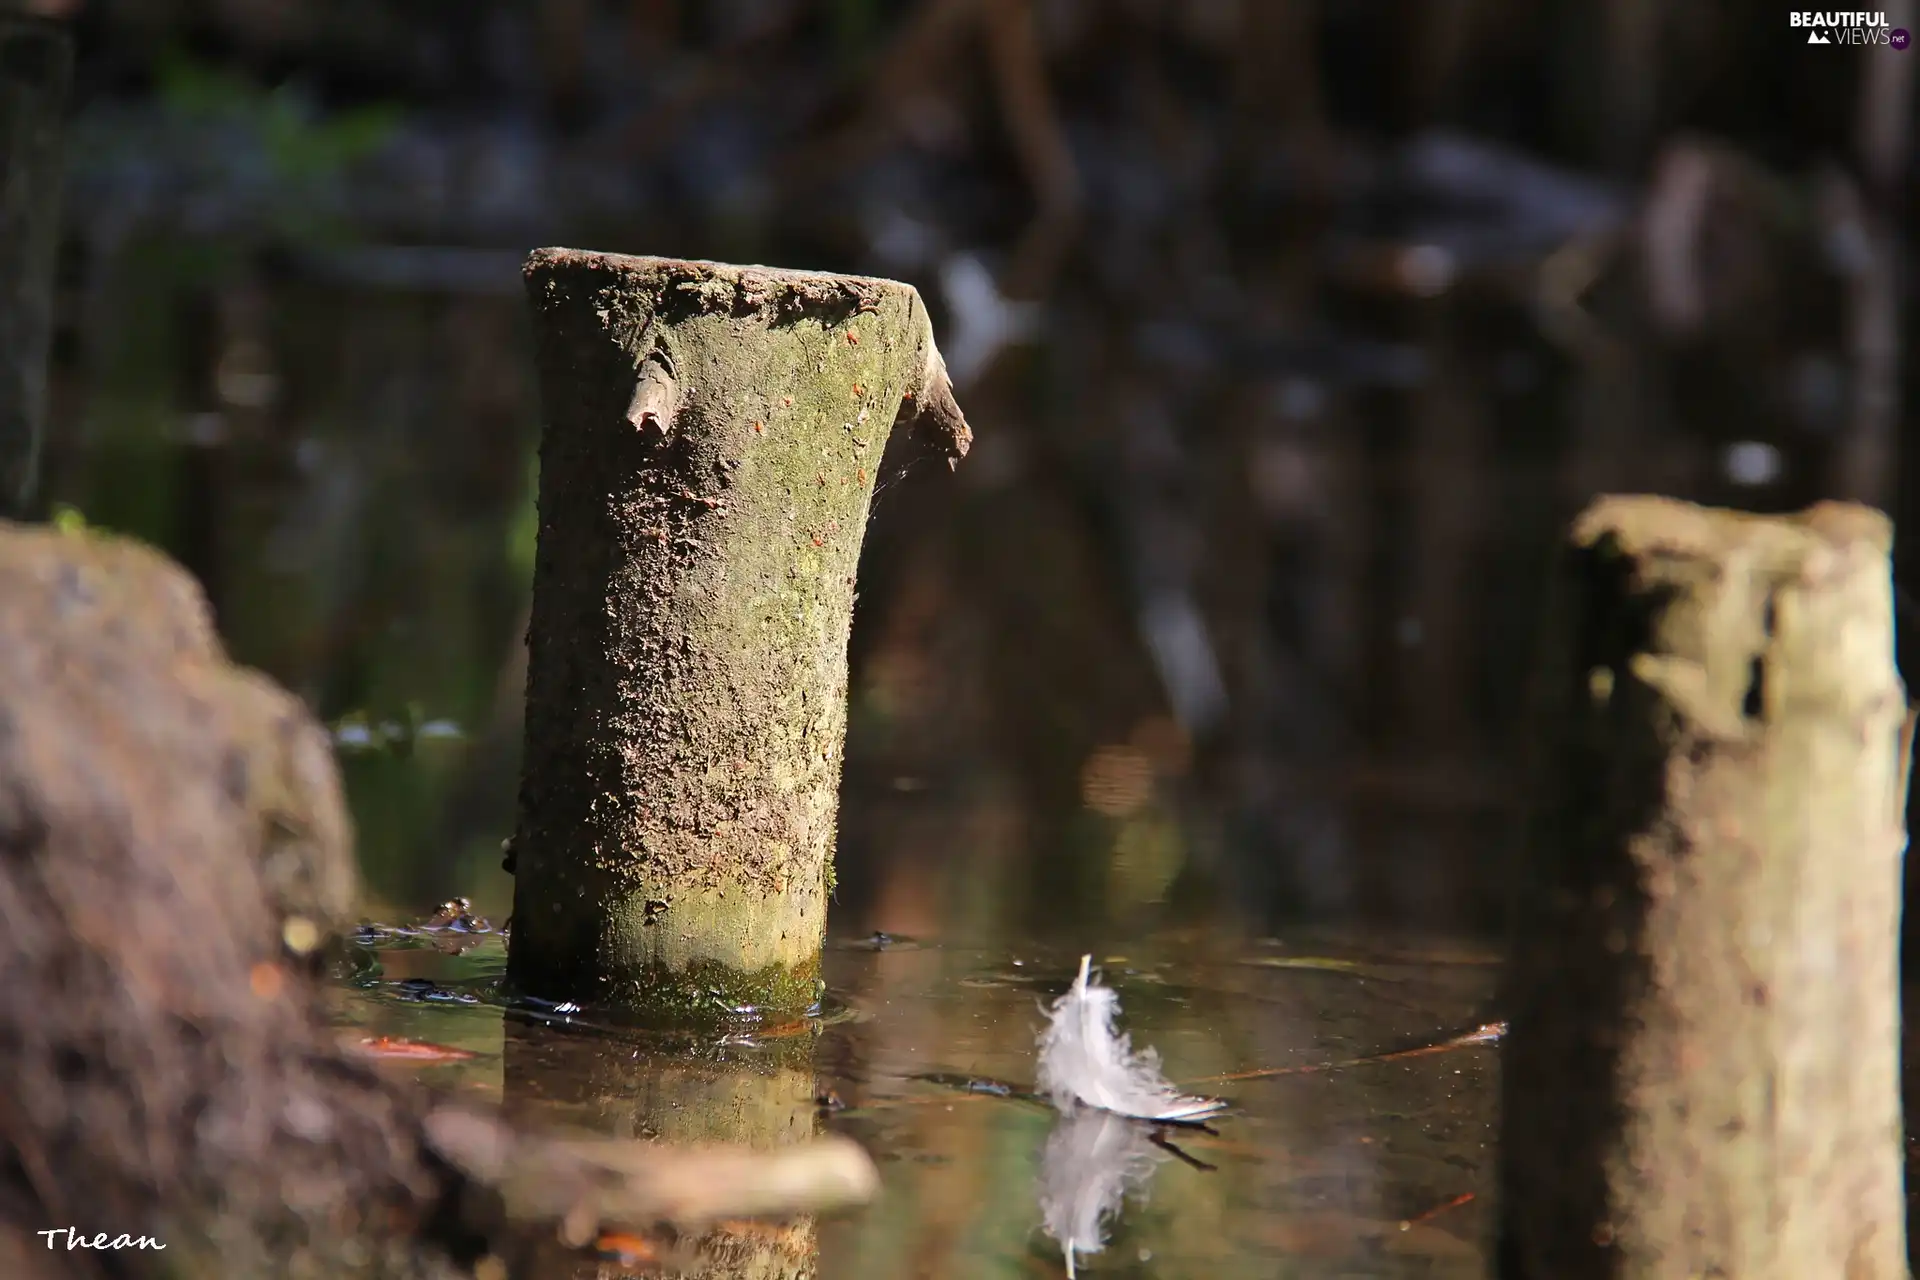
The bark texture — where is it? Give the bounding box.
[510,250,969,1016]
[0,16,71,514]
[1500,496,1910,1278]
[0,520,467,1279]
[0,519,879,1277]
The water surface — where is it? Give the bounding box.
[339,918,1500,1278]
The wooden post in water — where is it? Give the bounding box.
[0,15,72,515]
[509,250,969,1017]
[1500,496,1912,1278]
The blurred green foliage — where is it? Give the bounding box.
[154,51,401,181]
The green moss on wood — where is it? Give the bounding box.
[509,251,966,1019]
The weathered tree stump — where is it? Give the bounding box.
[0,16,71,515]
[1500,496,1911,1278]
[509,250,969,1016]
[0,519,452,1278]
[0,520,878,1277]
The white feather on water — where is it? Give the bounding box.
[1035,955,1226,1124]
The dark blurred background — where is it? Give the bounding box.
[13,0,1915,945]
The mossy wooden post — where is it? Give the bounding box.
[509,250,970,1017]
[0,15,72,515]
[1500,496,1912,1279]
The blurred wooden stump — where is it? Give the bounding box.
[0,520,877,1276]
[1500,496,1910,1279]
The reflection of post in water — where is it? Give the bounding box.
[0,14,71,516]
[1374,302,1491,923]
[1397,303,1485,765]
[502,1015,828,1278]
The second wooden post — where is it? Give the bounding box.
[1501,496,1911,1278]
